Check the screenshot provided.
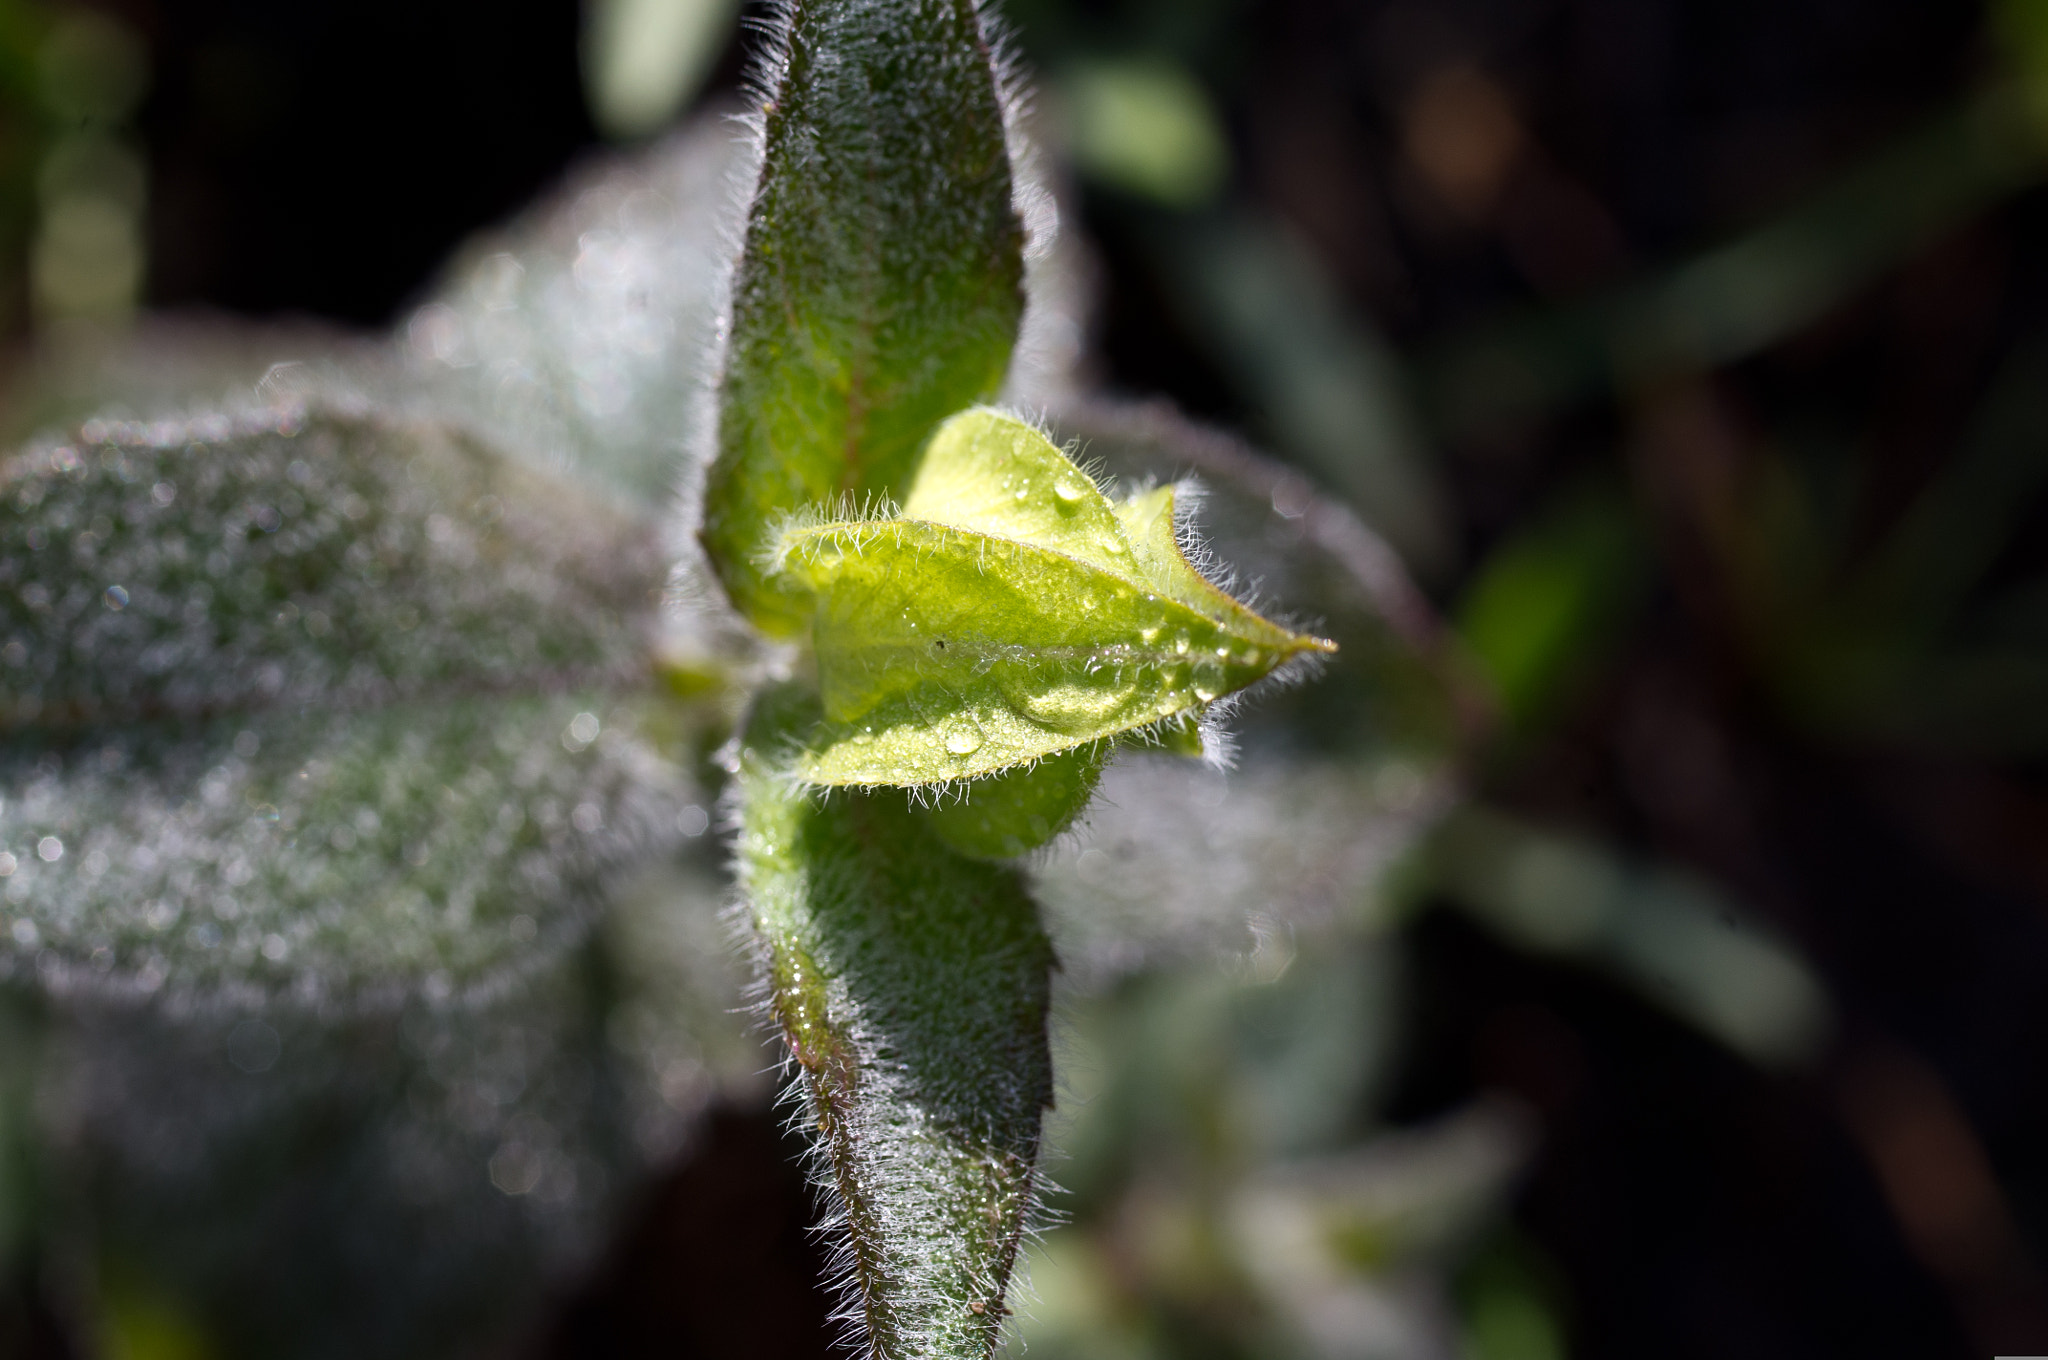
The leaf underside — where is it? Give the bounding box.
[0,411,692,1004]
[700,0,1026,634]
[739,686,1052,1359]
[774,409,1334,786]
[923,740,1111,859]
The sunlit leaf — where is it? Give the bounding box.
[771,410,1332,787]
[0,410,697,1004]
[700,0,1026,632]
[1045,397,1468,761]
[738,685,1051,1359]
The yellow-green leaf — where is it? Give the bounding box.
[771,410,1333,786]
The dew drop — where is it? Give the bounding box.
[1053,476,1087,504]
[941,716,986,756]
[1173,634,1190,655]
[102,584,128,611]
[36,836,62,863]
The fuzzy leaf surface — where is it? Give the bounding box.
[0,410,692,1003]
[771,410,1333,786]
[924,741,1109,859]
[700,0,1025,632]
[738,686,1051,1358]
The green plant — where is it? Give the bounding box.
[703,3,1328,1349]
[0,3,1337,1356]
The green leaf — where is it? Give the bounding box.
[0,410,698,1003]
[43,897,748,1360]
[771,409,1334,786]
[4,116,747,520]
[700,0,1026,633]
[738,685,1052,1358]
[924,740,1110,859]
[1043,398,1466,763]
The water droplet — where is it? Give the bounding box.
[102,584,128,611]
[36,836,62,863]
[852,725,875,745]
[1193,680,1219,702]
[942,716,986,756]
[1215,645,1231,660]
[1053,476,1087,504]
[1008,672,1141,732]
[1139,624,1162,644]
[1173,634,1190,655]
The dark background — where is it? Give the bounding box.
[18,0,2048,1357]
